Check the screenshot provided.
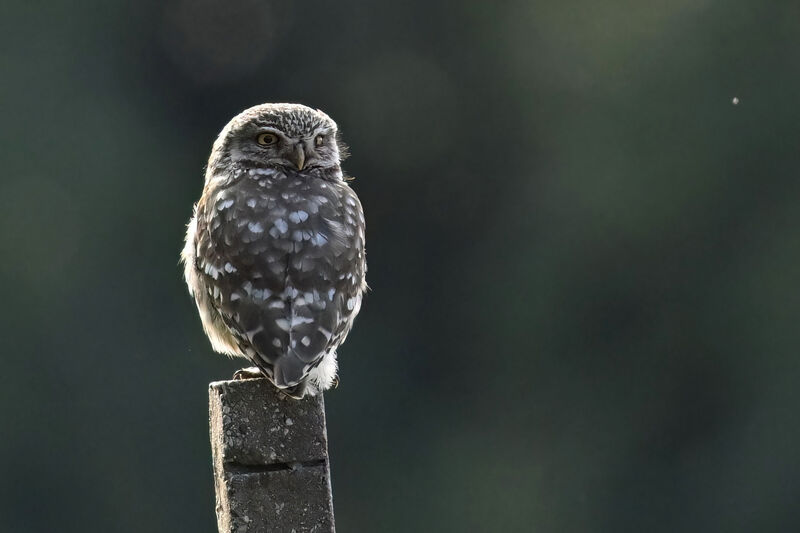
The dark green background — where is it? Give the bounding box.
[2,1,799,531]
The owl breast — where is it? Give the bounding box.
[193,166,366,389]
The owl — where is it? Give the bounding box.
[181,103,366,399]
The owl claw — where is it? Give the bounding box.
[233,367,264,381]
[331,376,339,389]
[281,380,308,400]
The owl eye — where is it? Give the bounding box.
[315,134,325,147]
[256,133,278,146]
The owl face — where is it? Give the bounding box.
[207,103,343,178]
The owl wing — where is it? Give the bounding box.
[272,182,367,387]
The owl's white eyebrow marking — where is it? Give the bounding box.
[307,126,334,139]
[254,126,287,138]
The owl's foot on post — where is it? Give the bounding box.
[233,366,264,381]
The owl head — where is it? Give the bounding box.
[206,103,345,179]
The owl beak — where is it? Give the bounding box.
[291,144,306,171]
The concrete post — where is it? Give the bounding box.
[209,378,335,532]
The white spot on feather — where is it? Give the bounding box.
[251,287,271,299]
[289,210,309,223]
[310,232,328,246]
[203,263,221,280]
[291,316,314,327]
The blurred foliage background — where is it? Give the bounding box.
[1,0,799,531]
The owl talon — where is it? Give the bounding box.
[281,380,308,400]
[233,367,264,381]
[331,376,339,389]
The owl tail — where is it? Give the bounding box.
[273,354,308,397]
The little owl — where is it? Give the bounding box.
[181,103,366,399]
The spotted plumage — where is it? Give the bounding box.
[182,103,366,398]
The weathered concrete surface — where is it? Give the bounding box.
[210,378,335,532]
